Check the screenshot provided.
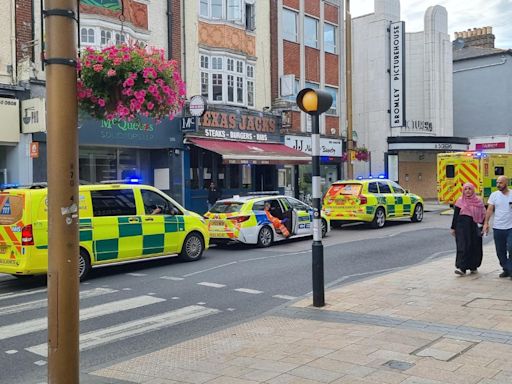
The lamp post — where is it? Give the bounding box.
[296,88,332,307]
[345,0,354,179]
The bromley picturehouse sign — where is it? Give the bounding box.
[194,107,281,143]
[390,21,405,128]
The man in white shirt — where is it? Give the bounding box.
[483,176,512,277]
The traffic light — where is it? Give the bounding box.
[296,88,333,115]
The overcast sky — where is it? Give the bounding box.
[351,0,512,49]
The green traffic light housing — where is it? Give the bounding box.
[296,88,333,115]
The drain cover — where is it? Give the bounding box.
[382,360,415,371]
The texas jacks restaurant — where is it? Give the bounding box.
[183,106,310,213]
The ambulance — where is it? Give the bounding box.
[437,152,512,205]
[0,183,209,281]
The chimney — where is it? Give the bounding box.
[453,26,495,48]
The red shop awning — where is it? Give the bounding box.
[188,138,311,165]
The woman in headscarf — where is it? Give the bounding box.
[450,182,486,275]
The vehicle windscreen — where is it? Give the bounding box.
[210,201,245,213]
[326,184,362,197]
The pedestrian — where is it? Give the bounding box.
[207,181,221,211]
[450,182,486,276]
[483,175,512,278]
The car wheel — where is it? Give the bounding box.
[321,219,328,238]
[371,207,386,229]
[79,249,92,282]
[411,203,424,222]
[179,232,204,262]
[257,226,274,248]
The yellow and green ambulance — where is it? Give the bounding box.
[0,183,209,280]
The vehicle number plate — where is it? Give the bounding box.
[209,220,225,227]
[0,246,7,254]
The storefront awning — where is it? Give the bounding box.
[188,138,311,165]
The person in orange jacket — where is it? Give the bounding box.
[264,202,290,238]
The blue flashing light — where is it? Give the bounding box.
[356,176,363,180]
[127,178,141,184]
[378,174,386,179]
[0,183,20,189]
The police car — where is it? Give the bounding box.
[204,194,330,247]
[0,182,209,280]
[323,178,424,228]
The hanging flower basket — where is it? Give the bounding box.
[77,44,186,121]
[340,152,348,162]
[354,147,369,162]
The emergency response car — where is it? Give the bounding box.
[0,183,209,280]
[437,152,512,205]
[204,194,330,247]
[323,178,424,228]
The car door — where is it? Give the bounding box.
[140,189,182,255]
[90,189,140,262]
[390,181,410,217]
[285,197,312,235]
[377,181,394,217]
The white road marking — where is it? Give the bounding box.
[234,288,263,295]
[197,282,226,288]
[0,288,47,302]
[160,276,184,281]
[227,308,235,311]
[122,288,132,291]
[272,295,297,300]
[26,305,220,357]
[171,297,180,300]
[34,360,47,366]
[126,273,147,277]
[0,288,117,316]
[0,296,164,340]
[183,262,237,277]
[5,350,17,354]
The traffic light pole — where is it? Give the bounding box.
[311,115,325,307]
[44,1,80,383]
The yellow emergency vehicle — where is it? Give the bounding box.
[0,183,209,280]
[323,178,424,228]
[437,152,512,205]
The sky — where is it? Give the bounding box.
[351,0,512,49]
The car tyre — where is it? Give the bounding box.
[79,248,92,282]
[371,207,386,229]
[321,219,328,238]
[411,203,424,222]
[257,226,274,248]
[179,232,205,262]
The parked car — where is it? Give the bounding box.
[323,178,424,228]
[204,194,330,247]
[0,182,209,280]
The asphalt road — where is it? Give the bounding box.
[0,211,477,384]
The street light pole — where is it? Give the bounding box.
[296,89,332,308]
[345,0,354,179]
[44,1,79,383]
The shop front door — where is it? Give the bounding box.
[254,165,276,192]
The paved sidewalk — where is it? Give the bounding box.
[89,242,512,384]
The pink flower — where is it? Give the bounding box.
[106,69,116,77]
[97,98,106,107]
[123,77,135,87]
[93,64,103,72]
[146,102,154,111]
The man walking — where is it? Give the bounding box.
[207,181,221,211]
[483,175,512,277]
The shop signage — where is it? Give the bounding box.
[390,21,405,128]
[475,142,506,150]
[77,116,183,148]
[404,120,433,132]
[21,98,46,133]
[194,107,281,143]
[284,135,342,157]
[181,117,198,132]
[189,95,207,117]
[0,97,20,143]
[388,142,468,151]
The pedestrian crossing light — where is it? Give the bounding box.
[296,88,332,115]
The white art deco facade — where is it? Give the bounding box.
[350,0,463,198]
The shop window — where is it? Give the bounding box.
[242,164,251,188]
[91,190,136,217]
[228,164,240,188]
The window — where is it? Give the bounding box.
[200,0,209,17]
[495,166,505,176]
[390,181,405,194]
[377,182,392,194]
[115,33,125,45]
[91,190,136,217]
[304,17,318,48]
[446,165,455,178]
[101,30,112,46]
[211,0,223,19]
[368,182,379,193]
[286,197,310,211]
[245,2,255,30]
[80,28,95,44]
[227,0,241,21]
[141,189,180,215]
[282,9,297,42]
[325,86,338,115]
[200,53,255,107]
[324,23,336,53]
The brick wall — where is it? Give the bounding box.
[283,41,300,76]
[324,3,338,25]
[170,0,181,67]
[283,0,299,10]
[325,53,339,85]
[15,0,33,63]
[305,47,319,83]
[304,0,320,17]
